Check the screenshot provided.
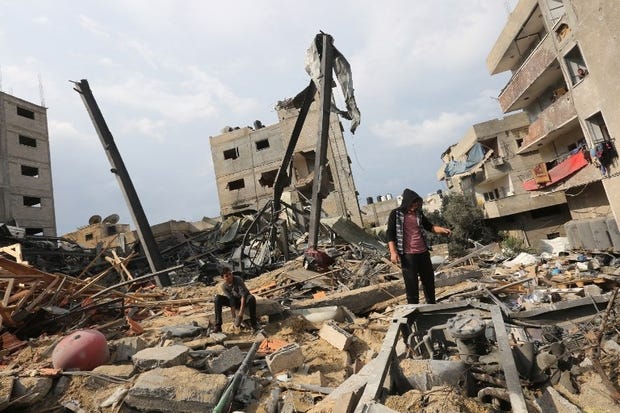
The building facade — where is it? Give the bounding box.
[0,92,56,236]
[487,0,620,236]
[210,97,363,227]
[438,113,571,246]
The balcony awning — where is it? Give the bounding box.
[523,149,589,191]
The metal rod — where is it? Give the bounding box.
[307,34,334,250]
[72,79,170,286]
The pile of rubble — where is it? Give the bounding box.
[1,226,620,412]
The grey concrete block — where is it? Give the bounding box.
[109,336,147,362]
[266,343,304,374]
[125,366,227,412]
[132,344,189,370]
[319,321,354,350]
[208,345,245,374]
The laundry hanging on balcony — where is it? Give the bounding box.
[443,143,487,177]
[523,149,589,191]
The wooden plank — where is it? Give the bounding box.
[2,279,14,306]
[490,306,528,413]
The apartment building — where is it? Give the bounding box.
[487,0,620,237]
[210,97,362,227]
[0,92,56,236]
[438,113,571,245]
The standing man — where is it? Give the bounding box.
[387,188,451,304]
[213,267,259,333]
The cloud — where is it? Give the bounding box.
[372,111,477,148]
[48,120,97,146]
[79,15,111,38]
[121,117,167,141]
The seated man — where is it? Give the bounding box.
[213,267,259,333]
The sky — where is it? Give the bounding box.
[1,0,517,235]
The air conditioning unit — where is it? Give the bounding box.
[491,157,505,166]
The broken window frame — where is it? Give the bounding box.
[16,106,35,120]
[23,196,42,208]
[21,165,40,178]
[227,178,245,190]
[223,147,239,160]
[19,135,37,148]
[255,139,270,151]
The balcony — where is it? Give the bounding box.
[498,34,559,113]
[483,191,566,219]
[481,158,509,184]
[518,95,578,153]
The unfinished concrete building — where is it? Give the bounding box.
[487,0,620,250]
[0,92,56,236]
[210,97,363,227]
[438,113,571,246]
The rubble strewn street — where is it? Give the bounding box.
[1,220,620,412]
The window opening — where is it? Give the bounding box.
[106,226,117,236]
[227,178,245,190]
[259,170,278,188]
[564,45,588,85]
[255,139,270,151]
[23,196,42,207]
[586,112,611,144]
[21,165,39,177]
[19,135,37,147]
[85,233,94,241]
[25,228,43,236]
[223,147,239,160]
[16,107,35,119]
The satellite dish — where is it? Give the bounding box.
[88,215,102,225]
[102,213,120,225]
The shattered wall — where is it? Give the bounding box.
[210,97,363,226]
[0,92,56,236]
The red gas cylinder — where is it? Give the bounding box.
[52,329,110,371]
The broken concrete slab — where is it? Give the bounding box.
[132,344,189,370]
[399,359,467,390]
[10,376,53,407]
[319,321,354,350]
[321,216,385,250]
[91,363,135,383]
[124,365,227,412]
[208,345,245,374]
[109,336,147,363]
[161,324,202,338]
[536,386,581,413]
[266,343,304,374]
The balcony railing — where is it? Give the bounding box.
[498,34,556,113]
[520,95,578,152]
[483,191,566,219]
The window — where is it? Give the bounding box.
[16,106,35,119]
[223,147,239,160]
[19,135,37,147]
[227,178,245,190]
[21,165,39,177]
[564,46,587,85]
[547,232,560,239]
[255,139,270,151]
[516,138,523,148]
[23,196,42,207]
[259,170,278,188]
[106,226,117,236]
[25,228,43,236]
[586,112,612,144]
[85,233,94,241]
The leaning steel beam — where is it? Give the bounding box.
[73,79,171,287]
[354,316,403,413]
[307,33,334,250]
[490,305,528,412]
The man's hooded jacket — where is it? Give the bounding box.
[386,189,433,254]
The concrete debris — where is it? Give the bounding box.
[1,225,620,412]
